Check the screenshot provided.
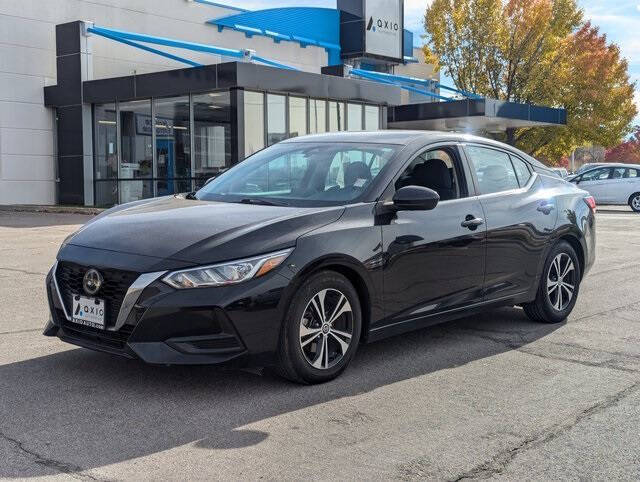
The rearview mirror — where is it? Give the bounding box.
[392,186,440,211]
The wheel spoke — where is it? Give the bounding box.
[552,256,560,278]
[562,282,574,291]
[327,296,352,324]
[310,293,325,323]
[555,283,563,309]
[300,324,322,348]
[547,283,559,295]
[329,331,350,354]
[561,259,574,278]
[300,323,321,338]
[317,289,327,322]
[561,284,573,302]
[312,335,328,369]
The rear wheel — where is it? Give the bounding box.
[524,241,581,323]
[276,271,361,384]
[629,192,640,213]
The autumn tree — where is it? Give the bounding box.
[605,126,640,163]
[422,0,637,161]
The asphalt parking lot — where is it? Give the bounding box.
[1,207,639,480]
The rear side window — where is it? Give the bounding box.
[625,168,639,178]
[611,167,626,179]
[466,145,519,195]
[510,156,532,186]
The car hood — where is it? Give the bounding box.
[65,196,344,266]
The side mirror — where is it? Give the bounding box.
[392,186,440,211]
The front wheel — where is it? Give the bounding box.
[524,241,581,323]
[276,271,362,384]
[629,192,640,213]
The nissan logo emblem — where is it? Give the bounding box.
[83,268,103,296]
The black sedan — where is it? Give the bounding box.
[44,131,596,383]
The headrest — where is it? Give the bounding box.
[413,159,452,189]
[344,161,371,187]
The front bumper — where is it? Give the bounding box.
[45,261,291,366]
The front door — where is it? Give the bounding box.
[379,145,486,330]
[573,167,613,203]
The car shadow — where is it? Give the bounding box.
[0,307,562,478]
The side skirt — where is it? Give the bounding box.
[366,291,530,343]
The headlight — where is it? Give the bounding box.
[162,248,293,289]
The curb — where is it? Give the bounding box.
[0,205,104,215]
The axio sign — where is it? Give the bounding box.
[365,0,403,60]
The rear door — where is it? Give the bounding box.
[622,168,640,203]
[463,144,556,302]
[378,144,486,329]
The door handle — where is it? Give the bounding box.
[537,202,555,214]
[461,216,484,230]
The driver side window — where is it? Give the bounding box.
[395,147,463,201]
[581,168,611,181]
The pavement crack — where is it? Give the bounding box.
[0,328,42,336]
[0,428,106,481]
[449,381,640,481]
[0,266,47,276]
[459,328,640,374]
[516,348,639,374]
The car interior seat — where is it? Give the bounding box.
[411,159,456,200]
[344,161,372,189]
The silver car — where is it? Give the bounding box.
[551,167,569,178]
[568,163,640,212]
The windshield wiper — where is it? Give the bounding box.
[238,198,289,207]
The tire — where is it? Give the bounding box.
[275,271,362,384]
[524,241,581,323]
[629,192,640,213]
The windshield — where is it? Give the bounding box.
[195,142,400,207]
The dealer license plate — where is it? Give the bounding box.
[71,295,106,329]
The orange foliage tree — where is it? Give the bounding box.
[423,0,637,162]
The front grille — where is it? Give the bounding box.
[60,318,135,351]
[55,261,139,327]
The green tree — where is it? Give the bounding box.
[423,0,637,161]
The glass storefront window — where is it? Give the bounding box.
[244,91,265,157]
[309,99,326,134]
[267,94,286,146]
[193,91,231,187]
[119,99,153,202]
[347,103,363,131]
[93,103,117,206]
[154,96,190,196]
[364,105,380,131]
[329,101,345,132]
[288,96,307,138]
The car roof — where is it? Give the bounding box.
[582,163,640,169]
[283,130,551,170]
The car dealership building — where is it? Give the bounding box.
[0,0,566,207]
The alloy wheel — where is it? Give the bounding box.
[632,195,640,211]
[299,288,353,370]
[547,253,576,311]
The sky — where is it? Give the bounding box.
[224,0,639,125]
